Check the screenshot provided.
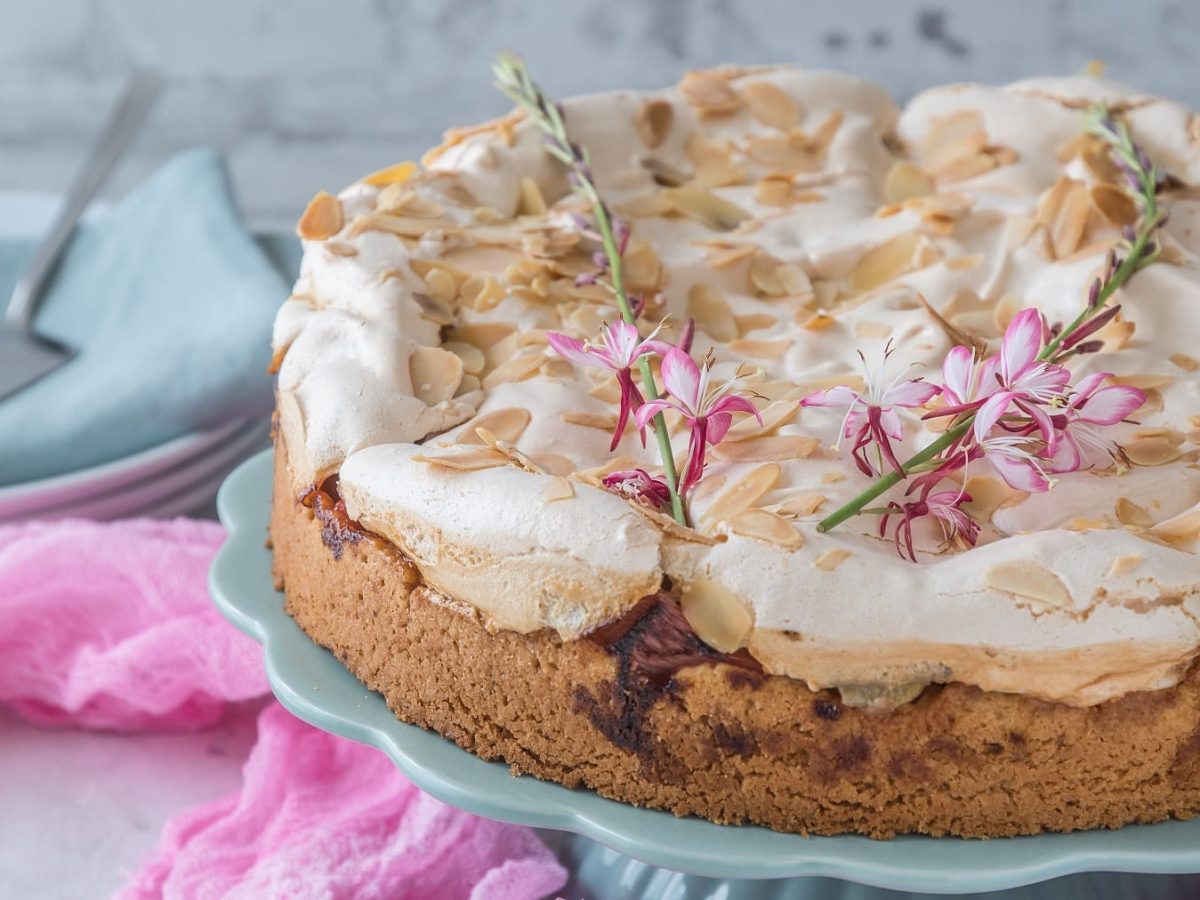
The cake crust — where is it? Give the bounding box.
[271,439,1200,839]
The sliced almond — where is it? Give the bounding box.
[411,448,506,471]
[1108,554,1144,576]
[679,70,741,116]
[518,177,548,216]
[482,352,544,389]
[776,263,813,296]
[700,463,781,523]
[961,476,1025,523]
[743,81,800,131]
[422,267,460,306]
[848,232,921,292]
[561,411,620,432]
[724,399,799,441]
[348,212,447,239]
[706,243,758,269]
[1111,373,1173,390]
[728,338,790,359]
[745,134,819,172]
[814,548,851,571]
[1115,497,1155,529]
[664,187,752,231]
[442,341,486,376]
[883,161,934,204]
[687,284,738,341]
[527,452,575,477]
[447,322,515,351]
[461,275,507,312]
[543,477,576,502]
[1151,507,1200,546]
[1125,436,1183,467]
[734,312,777,334]
[922,110,987,172]
[634,98,674,148]
[727,508,803,548]
[457,407,531,445]
[756,175,796,207]
[800,312,836,331]
[680,577,753,653]
[1170,353,1199,372]
[1090,183,1137,226]
[775,493,827,517]
[409,346,464,405]
[712,435,819,462]
[296,190,344,240]
[362,161,417,187]
[984,561,1072,610]
[1036,177,1090,260]
[854,320,893,339]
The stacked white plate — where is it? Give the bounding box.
[0,190,272,523]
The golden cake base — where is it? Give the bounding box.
[269,439,1200,839]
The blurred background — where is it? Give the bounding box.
[4,0,1200,229]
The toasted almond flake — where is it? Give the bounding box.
[743,81,800,130]
[461,275,507,312]
[756,175,796,206]
[685,132,734,165]
[706,243,758,268]
[412,448,506,471]
[474,429,544,474]
[441,340,485,376]
[1068,516,1112,531]
[376,185,444,217]
[727,508,803,548]
[296,190,344,240]
[848,232,921,292]
[457,407,531,445]
[1171,353,1199,372]
[713,435,819,462]
[690,474,727,503]
[1125,436,1183,466]
[362,160,417,187]
[679,70,741,116]
[934,153,996,183]
[883,161,934,203]
[1112,372,1173,390]
[634,98,674,148]
[987,145,1019,166]
[923,110,987,171]
[543,477,575,501]
[745,134,819,172]
[748,252,787,296]
[776,263,813,296]
[814,548,851,571]
[734,312,777,334]
[985,562,1072,610]
[687,284,738,341]
[693,160,747,188]
[324,241,358,258]
[724,400,799,441]
[1103,553,1143,577]
[525,453,575,477]
[409,346,464,405]
[518,177,548,216]
[854,320,892,339]
[348,212,447,239]
[1151,507,1200,546]
[961,476,1025,523]
[1036,177,1090,260]
[680,577,753,652]
[561,411,619,432]
[412,292,456,326]
[1090,183,1137,226]
[1083,142,1124,184]
[944,254,983,271]
[800,312,836,331]
[455,373,481,397]
[422,267,460,306]
[447,322,515,351]
[821,471,846,484]
[776,493,827,517]
[701,463,781,523]
[664,187,752,230]
[920,294,986,352]
[482,353,544,389]
[624,243,664,291]
[728,338,791,359]
[1115,497,1155,529]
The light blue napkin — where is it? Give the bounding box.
[0,148,301,486]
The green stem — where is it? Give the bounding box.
[493,55,687,525]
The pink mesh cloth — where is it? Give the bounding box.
[0,518,566,899]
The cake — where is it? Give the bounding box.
[268,61,1200,838]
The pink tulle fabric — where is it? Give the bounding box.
[0,518,566,900]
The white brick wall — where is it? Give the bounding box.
[1,0,1196,228]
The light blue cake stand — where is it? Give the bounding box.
[211,451,1200,899]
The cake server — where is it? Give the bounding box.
[0,72,162,402]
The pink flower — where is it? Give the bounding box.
[935,345,1000,415]
[878,486,980,561]
[801,348,940,477]
[1047,372,1146,473]
[635,349,761,495]
[972,392,1052,493]
[601,468,671,510]
[547,321,672,451]
[977,309,1071,446]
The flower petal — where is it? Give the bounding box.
[634,398,678,431]
[1076,384,1147,425]
[883,379,940,408]
[973,391,1015,441]
[659,349,702,410]
[801,385,860,409]
[546,331,600,368]
[1000,308,1044,383]
[1047,432,1082,474]
[989,450,1051,493]
[878,407,905,441]
[941,346,975,404]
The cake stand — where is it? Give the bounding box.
[211,450,1200,899]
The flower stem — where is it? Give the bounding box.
[817,103,1164,535]
[493,53,687,524]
